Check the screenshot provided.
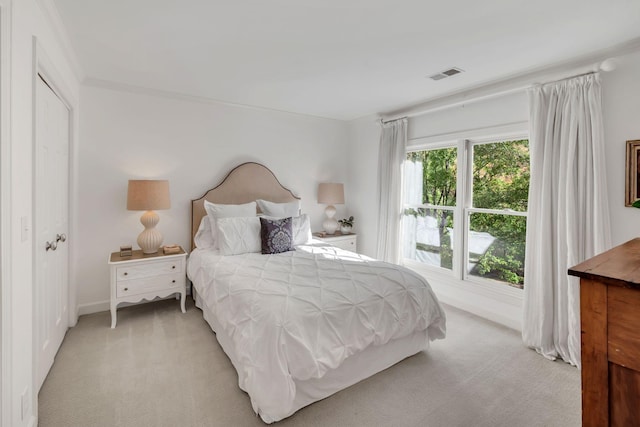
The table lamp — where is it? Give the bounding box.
[318,183,344,235]
[127,180,171,254]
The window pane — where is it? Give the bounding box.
[472,140,529,211]
[403,207,454,270]
[467,212,526,288]
[407,147,457,206]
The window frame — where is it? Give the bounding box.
[403,130,529,291]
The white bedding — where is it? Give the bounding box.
[187,241,446,423]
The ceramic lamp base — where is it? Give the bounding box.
[322,205,338,235]
[137,210,163,254]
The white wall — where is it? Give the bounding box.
[3,1,80,426]
[76,85,349,313]
[407,91,528,142]
[346,115,380,259]
[602,50,640,246]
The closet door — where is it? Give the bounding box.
[34,74,70,391]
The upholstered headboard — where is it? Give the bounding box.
[190,162,300,250]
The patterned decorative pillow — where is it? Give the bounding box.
[260,217,294,254]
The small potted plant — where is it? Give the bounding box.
[338,216,354,234]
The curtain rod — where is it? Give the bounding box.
[378,58,617,124]
[380,116,408,125]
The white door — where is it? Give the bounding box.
[34,74,70,391]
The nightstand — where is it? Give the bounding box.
[313,232,357,252]
[108,247,187,328]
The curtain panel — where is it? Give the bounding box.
[376,118,407,264]
[522,73,611,367]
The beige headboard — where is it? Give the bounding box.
[190,162,300,250]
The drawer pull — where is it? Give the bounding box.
[124,272,128,276]
[124,287,128,291]
[172,280,176,283]
[172,265,176,269]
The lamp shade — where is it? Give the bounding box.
[127,180,171,211]
[317,183,344,205]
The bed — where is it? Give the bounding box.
[187,162,446,423]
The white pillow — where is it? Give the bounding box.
[204,200,257,248]
[292,214,312,246]
[194,216,215,249]
[264,214,311,246]
[216,217,261,255]
[256,199,300,218]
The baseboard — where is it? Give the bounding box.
[77,300,110,316]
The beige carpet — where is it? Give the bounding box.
[38,298,580,427]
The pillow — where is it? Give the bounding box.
[204,200,257,248]
[256,199,300,218]
[292,214,312,246]
[194,216,215,249]
[216,217,261,255]
[263,214,311,246]
[260,217,294,254]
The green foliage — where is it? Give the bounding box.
[338,216,354,227]
[407,140,530,286]
[408,148,457,206]
[470,213,527,286]
[472,141,530,211]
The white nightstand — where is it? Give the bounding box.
[313,232,357,252]
[108,247,187,328]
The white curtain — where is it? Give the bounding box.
[522,73,611,368]
[376,118,407,264]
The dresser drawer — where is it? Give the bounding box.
[116,259,182,280]
[116,274,185,298]
[608,286,640,372]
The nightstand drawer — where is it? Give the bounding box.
[116,259,182,280]
[116,274,185,298]
[333,239,356,251]
[315,234,357,252]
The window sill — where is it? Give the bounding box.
[404,259,523,331]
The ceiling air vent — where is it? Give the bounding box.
[428,67,464,81]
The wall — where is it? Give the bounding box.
[602,50,640,246]
[76,85,349,313]
[346,115,381,259]
[3,0,80,426]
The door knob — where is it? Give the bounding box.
[56,233,67,243]
[45,241,57,251]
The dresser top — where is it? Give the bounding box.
[568,238,640,289]
[109,247,186,263]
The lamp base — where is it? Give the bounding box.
[322,205,339,235]
[137,210,163,254]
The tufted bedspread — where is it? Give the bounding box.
[187,241,446,423]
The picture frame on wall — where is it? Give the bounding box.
[625,139,640,206]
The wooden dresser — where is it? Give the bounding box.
[569,238,640,427]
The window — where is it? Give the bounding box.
[403,138,530,289]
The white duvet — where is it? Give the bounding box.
[187,241,446,422]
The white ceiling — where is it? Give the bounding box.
[53,0,640,121]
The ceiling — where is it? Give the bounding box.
[53,0,640,121]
